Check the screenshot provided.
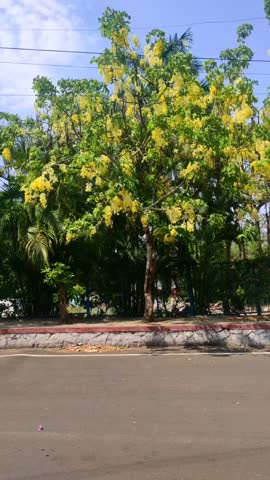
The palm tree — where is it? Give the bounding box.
[21,207,62,268]
[163,29,201,74]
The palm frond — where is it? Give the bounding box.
[25,227,55,267]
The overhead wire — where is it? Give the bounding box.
[0,16,265,31]
[0,60,269,77]
[0,45,270,66]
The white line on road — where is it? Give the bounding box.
[0,351,270,358]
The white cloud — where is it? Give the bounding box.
[0,0,99,115]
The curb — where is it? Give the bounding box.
[1,323,270,349]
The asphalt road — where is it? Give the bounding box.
[1,351,270,480]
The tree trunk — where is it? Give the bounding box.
[143,228,156,322]
[186,267,195,316]
[266,207,270,249]
[223,240,232,315]
[225,240,232,263]
[58,282,68,323]
[255,219,263,255]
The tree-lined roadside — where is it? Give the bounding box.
[1,8,270,321]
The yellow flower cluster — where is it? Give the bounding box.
[130,51,138,61]
[111,195,123,213]
[221,114,233,127]
[66,232,78,244]
[185,220,195,232]
[144,39,164,67]
[95,99,103,113]
[112,27,129,48]
[169,74,184,98]
[95,176,104,187]
[104,206,113,227]
[39,193,47,209]
[234,103,253,123]
[187,83,205,108]
[30,176,53,193]
[224,146,237,157]
[71,114,79,125]
[121,190,133,209]
[192,145,214,166]
[99,65,113,84]
[256,140,270,159]
[209,85,217,100]
[131,200,139,214]
[166,206,182,224]
[153,95,167,116]
[98,155,111,176]
[164,228,177,244]
[156,175,169,198]
[106,116,122,141]
[79,96,89,109]
[120,152,133,177]
[2,147,12,162]
[153,39,164,57]
[131,35,140,48]
[104,190,140,227]
[180,162,200,178]
[23,189,32,204]
[149,56,163,68]
[81,162,96,180]
[234,78,244,87]
[152,127,167,148]
[189,83,202,97]
[191,118,203,129]
[141,214,149,228]
[164,234,174,244]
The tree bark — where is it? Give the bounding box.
[186,267,195,316]
[223,240,232,315]
[58,282,68,323]
[266,206,270,249]
[143,228,156,322]
[255,219,263,255]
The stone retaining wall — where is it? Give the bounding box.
[1,324,270,349]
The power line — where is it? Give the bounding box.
[0,46,100,55]
[0,60,97,69]
[198,57,270,64]
[1,60,270,77]
[247,72,270,76]
[0,17,265,31]
[134,17,266,29]
[0,45,270,65]
[0,60,269,80]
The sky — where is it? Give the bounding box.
[0,0,269,116]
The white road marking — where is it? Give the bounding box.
[0,351,270,358]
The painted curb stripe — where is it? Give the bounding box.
[1,323,270,335]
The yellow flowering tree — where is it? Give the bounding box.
[62,11,260,320]
[0,10,270,318]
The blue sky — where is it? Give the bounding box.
[0,0,269,115]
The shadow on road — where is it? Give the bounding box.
[145,344,265,357]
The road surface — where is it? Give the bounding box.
[0,350,270,479]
